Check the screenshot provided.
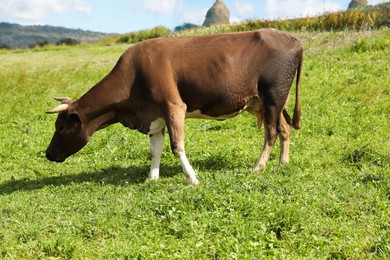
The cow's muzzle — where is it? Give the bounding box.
[46,149,66,163]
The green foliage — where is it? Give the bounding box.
[174,23,198,32]
[115,26,171,44]
[98,7,390,46]
[177,8,389,38]
[29,40,49,49]
[56,38,80,46]
[351,33,390,52]
[0,44,10,49]
[0,29,389,258]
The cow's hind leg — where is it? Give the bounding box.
[164,102,199,185]
[279,111,291,164]
[254,81,291,170]
[254,111,290,171]
[253,111,279,171]
[147,129,165,181]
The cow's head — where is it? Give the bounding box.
[45,97,90,162]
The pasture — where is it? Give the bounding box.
[0,29,389,258]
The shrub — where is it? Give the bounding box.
[56,38,79,46]
[103,7,389,45]
[351,35,390,53]
[352,38,368,52]
[116,26,171,44]
[174,23,198,32]
[29,40,49,48]
[0,44,11,49]
[117,35,129,43]
[176,7,389,37]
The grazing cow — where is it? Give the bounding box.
[46,28,303,185]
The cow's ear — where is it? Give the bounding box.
[69,111,82,124]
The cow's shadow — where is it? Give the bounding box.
[0,156,230,195]
[0,165,172,195]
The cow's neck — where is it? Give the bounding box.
[75,63,132,135]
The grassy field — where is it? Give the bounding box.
[0,28,389,258]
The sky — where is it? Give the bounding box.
[0,0,387,33]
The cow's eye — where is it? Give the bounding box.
[57,126,65,132]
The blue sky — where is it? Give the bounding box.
[0,0,387,33]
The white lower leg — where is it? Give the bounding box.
[279,137,290,164]
[279,113,291,165]
[177,152,199,185]
[147,131,164,181]
[253,142,273,171]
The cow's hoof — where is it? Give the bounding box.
[146,176,159,182]
[252,165,265,172]
[187,177,200,185]
[279,157,289,164]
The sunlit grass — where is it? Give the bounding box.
[0,29,389,258]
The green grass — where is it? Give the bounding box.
[0,29,389,258]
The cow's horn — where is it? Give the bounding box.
[54,97,72,103]
[46,103,69,114]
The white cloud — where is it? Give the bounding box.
[265,0,342,19]
[233,1,255,17]
[0,0,91,23]
[178,8,208,25]
[141,0,184,14]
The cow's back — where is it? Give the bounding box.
[126,29,302,117]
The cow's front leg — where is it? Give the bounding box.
[147,129,165,181]
[164,102,199,185]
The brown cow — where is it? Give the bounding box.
[46,28,302,185]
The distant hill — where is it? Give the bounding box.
[0,23,109,49]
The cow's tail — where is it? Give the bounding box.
[292,55,302,130]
